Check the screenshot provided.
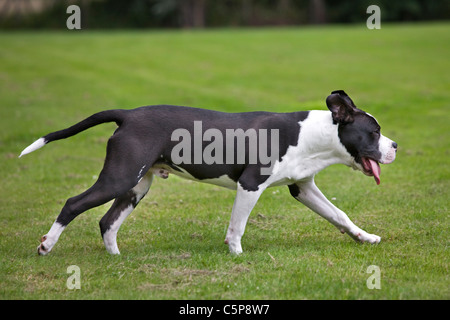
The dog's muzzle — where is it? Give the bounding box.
[379,137,397,165]
[360,137,397,185]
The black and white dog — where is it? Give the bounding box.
[20,90,397,255]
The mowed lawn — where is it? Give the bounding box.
[0,23,448,300]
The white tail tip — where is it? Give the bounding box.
[19,138,46,158]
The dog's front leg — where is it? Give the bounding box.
[225,183,265,254]
[289,178,381,244]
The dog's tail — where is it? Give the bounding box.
[19,109,126,158]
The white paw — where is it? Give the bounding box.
[224,237,243,255]
[37,235,52,255]
[351,230,381,244]
[103,230,121,255]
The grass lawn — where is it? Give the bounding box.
[0,23,448,300]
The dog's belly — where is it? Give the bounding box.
[151,164,238,190]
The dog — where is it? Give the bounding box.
[20,90,397,255]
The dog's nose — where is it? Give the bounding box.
[392,142,398,149]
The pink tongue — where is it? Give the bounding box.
[368,159,381,185]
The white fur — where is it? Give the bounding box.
[37,221,65,255]
[103,173,153,254]
[266,111,355,186]
[378,134,396,164]
[19,138,46,158]
[225,183,266,254]
[103,204,135,254]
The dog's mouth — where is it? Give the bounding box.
[361,157,381,185]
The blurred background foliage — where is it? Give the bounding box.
[0,0,448,29]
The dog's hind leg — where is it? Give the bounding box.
[99,172,154,254]
[37,132,160,255]
[37,176,138,256]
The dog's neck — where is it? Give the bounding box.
[272,111,356,182]
[302,111,354,160]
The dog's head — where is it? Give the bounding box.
[326,90,397,185]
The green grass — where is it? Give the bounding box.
[0,23,449,300]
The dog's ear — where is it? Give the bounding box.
[326,90,359,124]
